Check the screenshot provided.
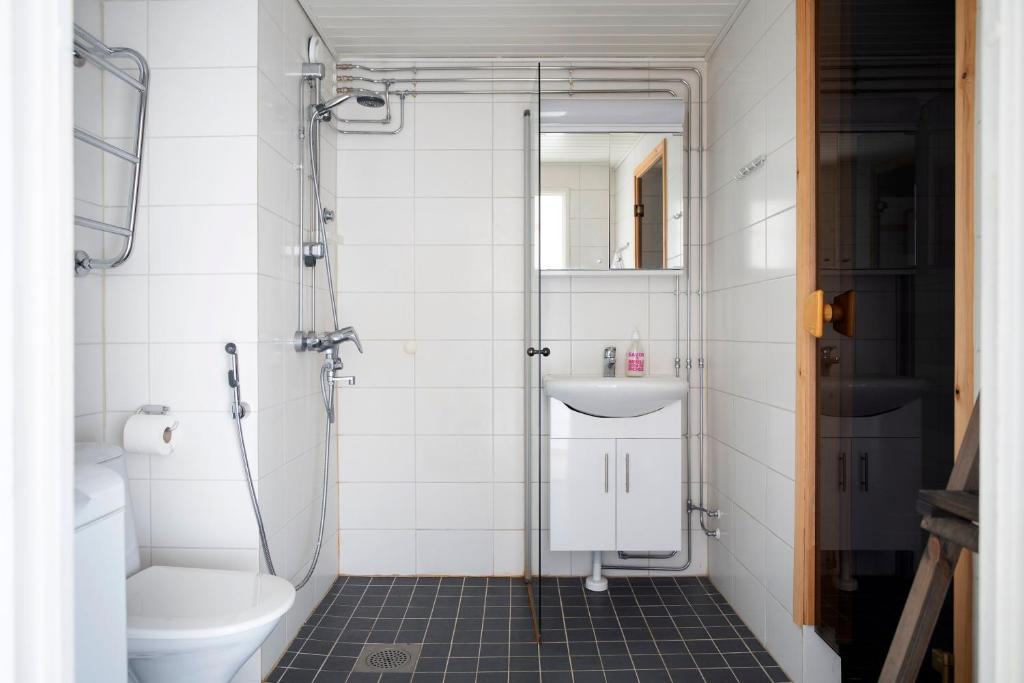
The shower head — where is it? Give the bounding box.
[316,88,387,116]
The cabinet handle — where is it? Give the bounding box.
[625,453,630,493]
[838,452,846,492]
[604,453,609,493]
[859,453,869,491]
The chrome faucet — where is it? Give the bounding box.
[296,325,364,354]
[603,346,616,377]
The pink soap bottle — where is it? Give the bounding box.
[626,330,646,377]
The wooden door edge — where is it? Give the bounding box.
[793,0,818,627]
[953,0,977,680]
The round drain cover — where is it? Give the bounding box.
[365,648,411,670]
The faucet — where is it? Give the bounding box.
[296,325,364,354]
[603,346,616,377]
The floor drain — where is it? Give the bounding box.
[353,643,422,673]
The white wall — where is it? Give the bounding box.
[704,1,840,681]
[334,93,532,576]
[254,0,339,674]
[541,162,611,269]
[612,134,687,269]
[334,69,706,578]
[70,0,338,678]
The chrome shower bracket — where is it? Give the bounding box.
[302,241,325,266]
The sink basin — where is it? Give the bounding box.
[543,374,688,418]
[819,376,929,417]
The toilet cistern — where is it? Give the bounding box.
[603,346,616,377]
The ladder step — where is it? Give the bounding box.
[921,515,978,553]
[917,490,979,522]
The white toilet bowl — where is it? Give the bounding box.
[75,443,296,683]
[126,565,294,683]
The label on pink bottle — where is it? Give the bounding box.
[627,351,645,374]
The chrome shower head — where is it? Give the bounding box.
[356,92,386,108]
[316,88,387,115]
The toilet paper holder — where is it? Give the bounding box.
[137,404,171,417]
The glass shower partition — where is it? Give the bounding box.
[524,64,544,642]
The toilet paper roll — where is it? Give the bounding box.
[123,413,178,456]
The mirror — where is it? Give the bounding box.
[538,132,683,271]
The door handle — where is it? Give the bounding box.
[803,289,856,338]
[625,453,630,493]
[838,452,846,492]
[859,453,869,492]
[604,453,609,493]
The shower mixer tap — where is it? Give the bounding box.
[295,325,364,354]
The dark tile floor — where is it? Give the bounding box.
[267,576,790,683]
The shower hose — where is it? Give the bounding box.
[224,342,335,591]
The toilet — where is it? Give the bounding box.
[76,444,295,683]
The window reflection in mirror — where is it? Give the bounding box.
[538,132,683,271]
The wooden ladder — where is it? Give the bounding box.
[879,399,980,682]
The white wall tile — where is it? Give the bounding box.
[339,483,415,529]
[416,483,492,529]
[415,151,492,197]
[416,530,493,575]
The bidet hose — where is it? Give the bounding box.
[226,344,336,591]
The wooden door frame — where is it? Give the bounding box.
[792,1,976,680]
[632,138,668,268]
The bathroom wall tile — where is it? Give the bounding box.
[415,388,492,435]
[339,293,414,340]
[416,435,493,483]
[150,342,256,412]
[338,197,414,245]
[148,67,258,137]
[416,530,493,575]
[148,0,258,68]
[150,205,258,275]
[414,246,492,292]
[339,531,416,575]
[415,293,492,340]
[337,245,414,292]
[339,435,415,482]
[339,483,415,529]
[148,136,258,206]
[150,479,258,548]
[338,151,413,197]
[415,341,492,387]
[336,388,414,435]
[417,483,493,529]
[415,151,492,197]
[149,275,258,343]
[493,530,525,574]
[415,197,492,245]
[415,102,492,150]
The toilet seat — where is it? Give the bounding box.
[127,566,294,641]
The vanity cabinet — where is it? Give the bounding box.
[548,397,682,553]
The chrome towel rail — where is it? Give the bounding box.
[72,24,149,276]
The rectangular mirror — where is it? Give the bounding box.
[538,132,684,271]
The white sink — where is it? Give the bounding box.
[820,376,929,417]
[543,374,688,418]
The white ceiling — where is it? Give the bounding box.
[300,0,744,59]
[540,133,644,165]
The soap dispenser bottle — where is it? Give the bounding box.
[626,330,646,377]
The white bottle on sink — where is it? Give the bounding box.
[626,330,646,377]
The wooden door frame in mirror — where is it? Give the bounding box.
[793,1,976,680]
[632,138,668,269]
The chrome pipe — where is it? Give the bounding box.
[342,75,696,85]
[383,88,679,97]
[338,62,701,73]
[330,93,407,135]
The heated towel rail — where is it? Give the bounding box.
[72,24,149,275]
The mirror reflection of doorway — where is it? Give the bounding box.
[633,138,667,268]
[809,1,958,679]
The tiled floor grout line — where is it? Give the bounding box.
[271,576,789,683]
[310,577,366,681]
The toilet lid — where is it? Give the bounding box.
[127,566,295,640]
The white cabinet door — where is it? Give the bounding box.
[615,439,681,551]
[549,438,616,551]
